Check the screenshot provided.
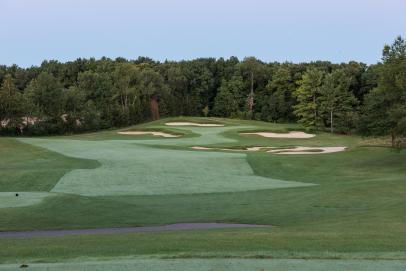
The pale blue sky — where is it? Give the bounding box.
[1,0,405,67]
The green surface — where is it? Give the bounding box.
[1,258,406,271]
[18,128,312,196]
[1,228,406,262]
[0,192,56,208]
[0,138,99,192]
[1,117,406,265]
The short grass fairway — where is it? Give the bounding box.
[1,117,406,269]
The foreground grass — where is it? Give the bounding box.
[1,228,406,263]
[1,258,406,271]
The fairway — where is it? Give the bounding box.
[17,124,313,196]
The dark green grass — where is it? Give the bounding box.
[0,138,99,191]
[1,227,406,263]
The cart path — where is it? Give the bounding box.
[0,223,270,238]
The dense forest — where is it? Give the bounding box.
[0,37,405,147]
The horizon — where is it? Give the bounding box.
[1,0,405,67]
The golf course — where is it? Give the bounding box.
[1,117,406,270]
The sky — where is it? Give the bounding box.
[1,0,405,67]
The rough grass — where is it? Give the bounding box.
[0,192,56,208]
[0,138,99,191]
[1,228,406,263]
[1,258,405,271]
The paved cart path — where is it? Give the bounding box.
[0,223,270,238]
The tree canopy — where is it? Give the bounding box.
[0,37,405,148]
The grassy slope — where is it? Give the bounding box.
[0,138,100,208]
[0,138,99,191]
[1,117,406,263]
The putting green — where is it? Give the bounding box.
[18,137,313,196]
[0,192,55,208]
[0,259,405,271]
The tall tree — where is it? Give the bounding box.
[293,68,325,130]
[238,57,267,116]
[360,36,406,147]
[77,70,113,126]
[0,74,23,130]
[264,65,296,122]
[164,64,188,115]
[112,63,139,124]
[26,72,64,120]
[137,66,167,120]
[212,76,244,117]
[319,69,357,133]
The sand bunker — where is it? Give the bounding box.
[241,131,315,138]
[118,131,179,138]
[246,147,274,151]
[268,146,346,154]
[191,146,346,154]
[166,122,224,127]
[191,146,214,150]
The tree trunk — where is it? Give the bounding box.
[247,72,254,115]
[330,110,334,134]
[120,94,125,111]
[124,91,128,109]
[150,96,160,120]
[185,95,190,115]
[313,95,317,130]
[250,72,254,110]
[391,131,395,148]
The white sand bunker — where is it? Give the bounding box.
[191,146,214,150]
[241,131,315,138]
[246,147,273,151]
[166,122,224,127]
[268,146,346,154]
[118,131,179,138]
[191,146,346,154]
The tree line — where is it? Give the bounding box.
[0,37,405,147]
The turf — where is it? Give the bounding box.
[1,258,406,271]
[18,136,312,196]
[0,192,56,208]
[0,138,99,192]
[1,117,406,265]
[1,228,406,263]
